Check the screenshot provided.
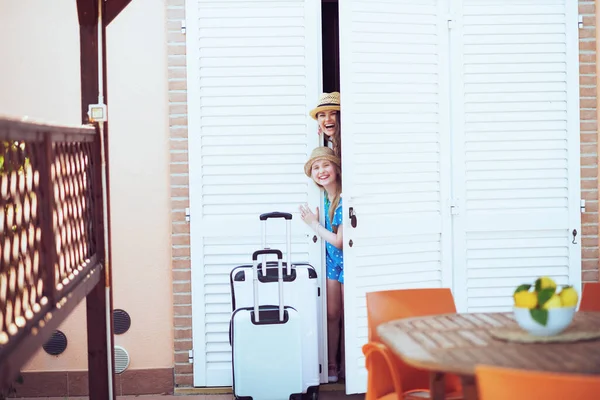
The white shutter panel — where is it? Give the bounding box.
[185,0,322,386]
[451,0,581,312]
[339,0,452,394]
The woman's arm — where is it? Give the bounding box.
[315,223,343,249]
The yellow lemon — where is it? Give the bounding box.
[542,294,562,309]
[560,287,578,307]
[536,276,557,291]
[514,291,538,309]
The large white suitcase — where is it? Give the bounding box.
[230,212,321,399]
[230,249,304,400]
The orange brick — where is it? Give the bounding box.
[583,223,599,236]
[174,329,193,340]
[580,98,597,109]
[170,116,188,126]
[168,67,187,80]
[172,211,187,222]
[175,374,193,387]
[580,87,597,97]
[174,338,192,350]
[582,168,599,178]
[579,28,596,39]
[583,237,598,247]
[167,20,182,32]
[172,259,191,269]
[586,201,599,212]
[171,153,189,164]
[169,79,188,90]
[581,144,597,154]
[173,223,191,234]
[581,53,597,63]
[583,270,600,282]
[173,282,191,293]
[169,92,188,103]
[174,352,189,363]
[171,187,190,197]
[168,0,185,6]
[169,55,187,67]
[579,4,596,15]
[580,63,597,74]
[174,305,192,317]
[172,235,191,246]
[583,247,600,260]
[174,293,192,305]
[581,109,597,120]
[583,258,600,270]
[175,364,193,375]
[173,247,192,258]
[168,32,186,44]
[583,16,597,27]
[581,155,598,166]
[580,75,597,86]
[172,270,191,281]
[170,163,189,173]
[170,174,189,186]
[169,139,188,152]
[170,104,188,115]
[582,190,599,201]
[581,121,598,132]
[171,199,190,209]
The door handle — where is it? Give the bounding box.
[349,207,357,228]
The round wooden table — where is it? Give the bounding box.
[377,312,600,400]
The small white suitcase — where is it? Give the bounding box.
[230,212,321,398]
[230,249,304,400]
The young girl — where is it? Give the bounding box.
[310,92,342,160]
[299,146,343,383]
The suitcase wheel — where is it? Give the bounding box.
[303,386,319,400]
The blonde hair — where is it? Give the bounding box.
[315,163,342,230]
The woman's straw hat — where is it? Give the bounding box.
[304,146,341,177]
[309,92,341,120]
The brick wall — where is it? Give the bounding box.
[166,0,600,389]
[580,0,599,283]
[166,0,193,389]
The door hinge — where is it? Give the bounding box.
[447,16,455,29]
[185,207,191,222]
[450,200,460,215]
[181,20,187,34]
[318,287,321,297]
[579,15,584,29]
[581,199,586,213]
[188,349,193,364]
[319,364,322,374]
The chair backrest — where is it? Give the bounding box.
[476,365,600,400]
[366,288,457,342]
[579,282,600,312]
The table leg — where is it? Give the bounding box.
[429,372,446,400]
[460,375,478,400]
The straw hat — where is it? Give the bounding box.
[304,147,341,177]
[309,92,341,120]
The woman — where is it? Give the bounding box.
[310,92,342,160]
[299,146,343,383]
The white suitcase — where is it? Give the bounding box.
[230,249,304,400]
[230,212,321,399]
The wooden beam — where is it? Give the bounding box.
[105,0,133,26]
[77,2,116,400]
[77,0,98,27]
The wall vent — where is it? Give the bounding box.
[114,345,130,374]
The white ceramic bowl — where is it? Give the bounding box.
[513,306,576,336]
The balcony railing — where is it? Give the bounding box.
[0,116,105,389]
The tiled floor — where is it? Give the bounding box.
[16,389,365,400]
[16,392,364,400]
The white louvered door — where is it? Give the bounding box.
[185,0,323,386]
[450,0,582,312]
[339,0,453,394]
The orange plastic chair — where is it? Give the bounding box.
[476,365,600,400]
[579,282,600,311]
[363,288,463,400]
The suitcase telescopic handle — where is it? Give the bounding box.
[252,249,282,261]
[259,212,292,221]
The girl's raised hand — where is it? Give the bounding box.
[299,204,319,226]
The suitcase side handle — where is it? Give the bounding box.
[259,212,292,221]
[252,249,282,261]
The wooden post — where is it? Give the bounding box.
[77,1,115,399]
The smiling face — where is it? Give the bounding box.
[316,110,338,138]
[310,158,338,188]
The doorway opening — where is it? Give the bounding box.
[320,0,345,389]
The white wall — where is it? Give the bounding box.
[0,0,173,371]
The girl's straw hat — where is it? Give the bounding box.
[304,146,341,177]
[309,92,341,120]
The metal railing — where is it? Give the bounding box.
[0,116,105,389]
